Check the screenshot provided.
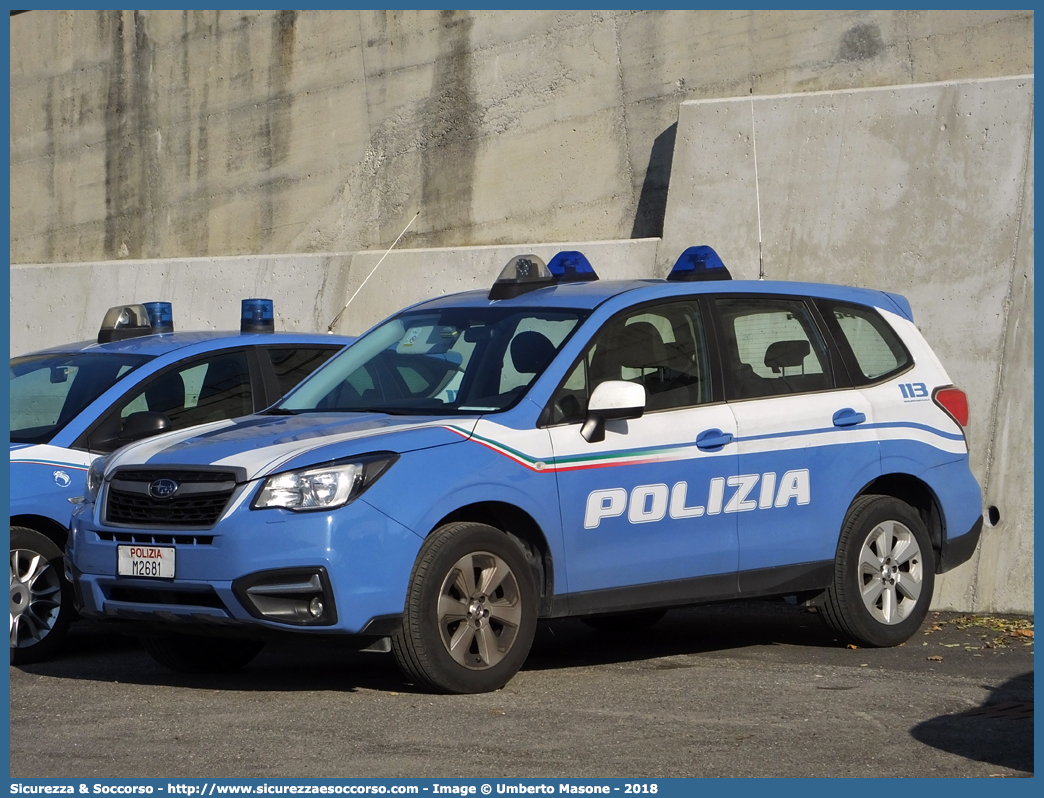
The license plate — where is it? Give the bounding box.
[117,545,175,578]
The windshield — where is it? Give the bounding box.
[10,352,153,444]
[278,307,588,415]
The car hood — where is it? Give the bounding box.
[105,412,480,482]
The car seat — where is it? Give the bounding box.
[510,331,557,375]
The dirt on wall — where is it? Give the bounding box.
[9,9,1034,264]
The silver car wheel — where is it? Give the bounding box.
[437,550,523,670]
[858,520,923,625]
[10,548,63,649]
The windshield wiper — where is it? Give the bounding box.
[262,408,299,415]
[344,407,419,416]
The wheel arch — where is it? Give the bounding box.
[856,474,944,570]
[10,514,70,549]
[431,501,555,616]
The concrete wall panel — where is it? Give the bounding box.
[659,77,1034,612]
[950,129,1034,613]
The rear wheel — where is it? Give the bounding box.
[392,522,537,694]
[141,633,264,674]
[581,609,667,634]
[10,526,74,665]
[820,495,934,647]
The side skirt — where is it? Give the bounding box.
[551,560,834,618]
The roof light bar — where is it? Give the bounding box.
[97,304,154,344]
[547,251,598,283]
[489,255,555,300]
[241,298,275,333]
[667,245,732,282]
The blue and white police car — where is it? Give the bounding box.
[66,250,983,693]
[11,300,353,663]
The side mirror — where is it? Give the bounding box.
[119,411,172,443]
[580,380,646,443]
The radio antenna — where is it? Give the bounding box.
[326,210,420,334]
[750,90,765,281]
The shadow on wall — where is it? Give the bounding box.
[630,122,677,240]
[910,671,1034,774]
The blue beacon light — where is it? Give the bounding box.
[142,302,174,334]
[667,245,732,282]
[241,298,275,333]
[546,251,598,283]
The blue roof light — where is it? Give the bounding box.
[667,245,732,282]
[241,298,275,333]
[143,302,174,334]
[547,251,598,283]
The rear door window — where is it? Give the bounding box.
[715,297,833,399]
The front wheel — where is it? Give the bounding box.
[820,495,935,647]
[141,633,265,674]
[392,522,537,694]
[10,526,75,665]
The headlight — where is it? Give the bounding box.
[84,453,113,504]
[252,453,398,512]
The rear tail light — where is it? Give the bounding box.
[933,386,969,427]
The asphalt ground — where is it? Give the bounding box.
[9,601,1034,779]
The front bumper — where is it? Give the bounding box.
[67,495,422,636]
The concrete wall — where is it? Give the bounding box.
[9,238,660,352]
[9,10,1034,264]
[659,77,1034,613]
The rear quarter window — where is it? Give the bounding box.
[819,301,911,384]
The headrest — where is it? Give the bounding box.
[143,371,186,414]
[510,331,557,374]
[764,340,810,372]
[615,322,667,370]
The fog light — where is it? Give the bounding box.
[234,567,337,626]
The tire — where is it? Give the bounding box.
[10,526,75,665]
[581,609,667,634]
[392,522,538,694]
[820,495,935,647]
[141,633,264,674]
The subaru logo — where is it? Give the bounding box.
[148,478,179,499]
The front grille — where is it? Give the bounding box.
[104,469,238,528]
[106,492,231,525]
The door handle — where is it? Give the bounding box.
[832,408,866,427]
[696,428,733,451]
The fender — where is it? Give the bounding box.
[363,433,566,570]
